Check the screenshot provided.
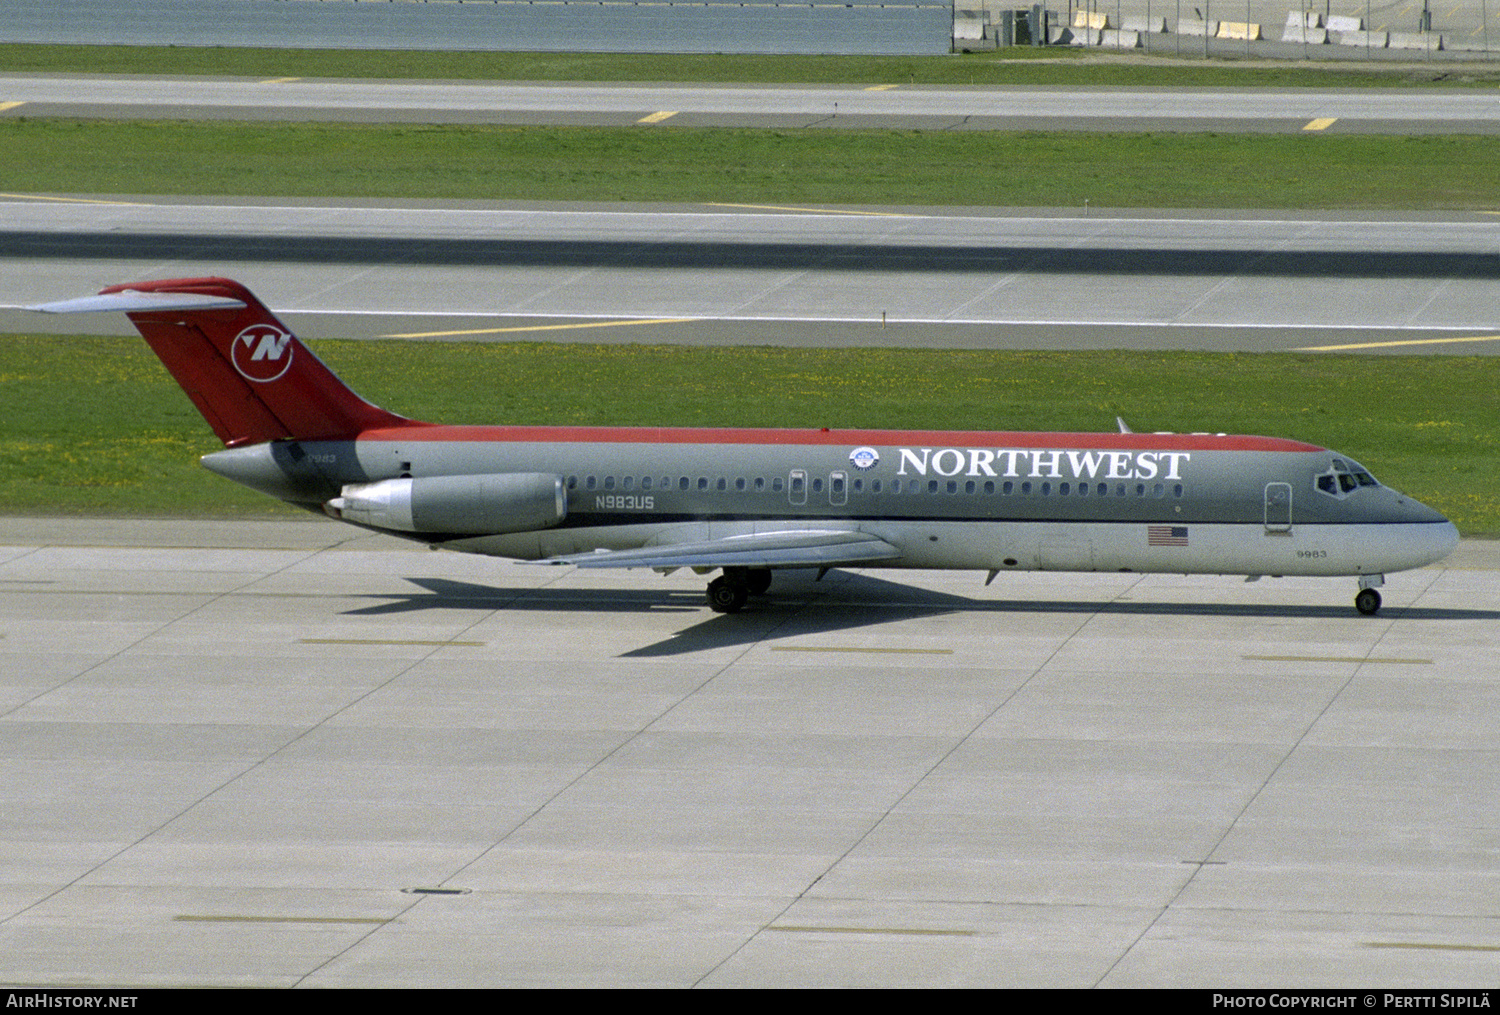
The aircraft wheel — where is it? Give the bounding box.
[746,568,773,596]
[707,576,748,614]
[1355,588,1382,616]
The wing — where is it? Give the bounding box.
[537,528,901,570]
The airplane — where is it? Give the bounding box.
[32,277,1458,616]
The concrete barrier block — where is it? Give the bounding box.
[1073,10,1109,29]
[1048,25,1075,44]
[1216,20,1263,40]
[1285,10,1323,28]
[954,19,987,41]
[1326,14,1363,31]
[1069,26,1106,45]
[1282,25,1329,43]
[1177,18,1217,36]
[1100,28,1142,47]
[1122,15,1167,33]
[1336,29,1388,46]
[1387,31,1442,50]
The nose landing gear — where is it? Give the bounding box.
[1355,574,1385,616]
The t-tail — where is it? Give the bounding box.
[34,277,419,446]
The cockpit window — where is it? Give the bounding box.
[1314,457,1379,500]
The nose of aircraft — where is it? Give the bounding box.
[1424,518,1461,566]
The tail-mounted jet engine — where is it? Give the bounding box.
[326,473,566,535]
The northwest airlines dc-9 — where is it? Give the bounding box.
[33,278,1457,616]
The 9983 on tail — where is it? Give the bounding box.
[32,277,1458,616]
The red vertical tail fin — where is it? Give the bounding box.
[51,278,420,447]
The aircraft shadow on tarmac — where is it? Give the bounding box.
[341,572,1500,658]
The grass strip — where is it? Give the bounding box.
[3,42,1496,88]
[3,334,1495,533]
[4,119,1500,210]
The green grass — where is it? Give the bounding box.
[3,42,1497,88]
[5,119,1500,209]
[3,334,1496,533]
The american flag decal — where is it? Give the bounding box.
[1148,525,1189,547]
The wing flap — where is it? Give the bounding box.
[539,529,900,570]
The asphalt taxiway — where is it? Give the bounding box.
[2,516,1498,987]
[6,198,1500,355]
[6,75,1500,134]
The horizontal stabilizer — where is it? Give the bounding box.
[30,291,248,314]
[538,528,901,570]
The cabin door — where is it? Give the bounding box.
[1264,482,1293,533]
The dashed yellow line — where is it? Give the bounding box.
[0,101,24,113]
[637,110,678,124]
[768,925,975,936]
[0,192,149,205]
[1245,654,1431,665]
[706,202,913,217]
[1303,117,1338,131]
[1293,334,1500,352]
[864,84,900,91]
[300,638,484,646]
[383,317,694,339]
[261,77,302,84]
[772,645,954,655]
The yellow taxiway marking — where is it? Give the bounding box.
[1303,117,1338,131]
[0,101,24,112]
[384,317,694,339]
[637,110,678,123]
[0,192,149,205]
[772,645,953,655]
[260,77,302,84]
[864,84,900,91]
[707,201,914,217]
[176,915,388,925]
[1246,654,1431,665]
[767,925,976,936]
[1293,334,1500,352]
[1366,941,1500,952]
[300,638,485,647]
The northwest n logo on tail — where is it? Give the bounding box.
[231,324,294,382]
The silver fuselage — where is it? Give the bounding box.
[203,425,1458,580]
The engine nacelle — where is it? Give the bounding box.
[326,473,566,535]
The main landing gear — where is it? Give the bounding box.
[706,567,773,613]
[1355,574,1385,616]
